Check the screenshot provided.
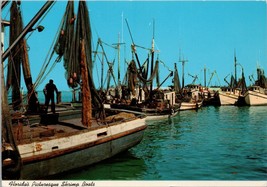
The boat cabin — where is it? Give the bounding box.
[220,87,242,95]
[248,86,266,94]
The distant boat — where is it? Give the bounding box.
[201,69,221,106]
[111,89,179,120]
[110,20,180,119]
[242,68,267,106]
[179,100,203,111]
[110,60,180,119]
[218,52,247,106]
[218,87,241,105]
[172,62,202,111]
[2,1,146,180]
[243,86,267,106]
[178,84,203,111]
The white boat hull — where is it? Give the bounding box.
[145,110,179,121]
[4,116,146,179]
[179,101,202,111]
[218,92,239,105]
[244,90,267,106]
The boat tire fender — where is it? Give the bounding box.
[2,150,22,179]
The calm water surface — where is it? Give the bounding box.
[49,106,267,180]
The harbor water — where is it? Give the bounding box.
[47,105,267,180]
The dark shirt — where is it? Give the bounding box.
[44,83,58,97]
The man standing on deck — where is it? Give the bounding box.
[43,79,59,114]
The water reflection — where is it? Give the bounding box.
[46,151,146,180]
[50,106,267,180]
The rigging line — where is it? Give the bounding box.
[94,54,100,89]
[24,1,56,41]
[38,58,57,86]
[34,50,55,89]
[98,41,117,86]
[153,40,160,52]
[98,40,118,61]
[102,40,116,49]
[34,47,55,88]
[103,72,108,90]
[34,45,54,87]
[34,10,64,89]
[4,41,31,79]
[159,60,171,72]
[91,19,100,39]
[98,39,109,63]
[103,65,114,90]
[26,84,38,102]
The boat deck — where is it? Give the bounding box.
[11,108,140,145]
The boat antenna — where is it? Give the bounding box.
[204,65,207,87]
[234,49,237,84]
[149,19,155,100]
[179,49,188,89]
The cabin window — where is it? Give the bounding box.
[52,146,59,150]
[97,131,107,137]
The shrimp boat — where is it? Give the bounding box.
[218,86,241,105]
[243,68,267,106]
[2,1,146,180]
[172,60,202,111]
[244,86,267,105]
[110,20,180,120]
[218,52,247,106]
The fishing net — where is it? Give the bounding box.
[6,1,39,112]
[54,1,104,125]
[173,63,181,93]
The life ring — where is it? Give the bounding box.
[2,150,22,179]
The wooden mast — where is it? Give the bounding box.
[234,49,237,85]
[204,65,207,87]
[7,1,22,110]
[80,39,92,127]
[179,52,188,89]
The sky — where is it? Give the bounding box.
[1,0,267,92]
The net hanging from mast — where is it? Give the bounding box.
[54,1,104,125]
[7,1,22,110]
[6,1,39,112]
[173,63,181,93]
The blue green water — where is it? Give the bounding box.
[49,106,267,180]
